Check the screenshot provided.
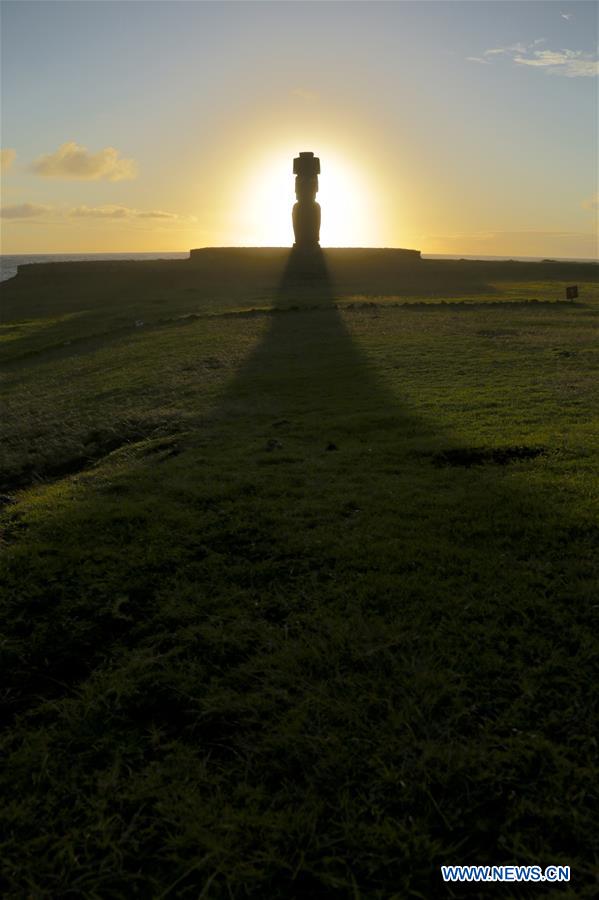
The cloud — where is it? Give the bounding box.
[582,193,599,211]
[136,210,179,219]
[514,49,599,77]
[0,202,52,219]
[1,148,16,173]
[69,205,185,220]
[561,13,572,21]
[69,205,131,219]
[422,230,598,258]
[466,57,491,65]
[1,202,194,224]
[292,88,319,102]
[31,141,137,181]
[470,39,598,77]
[485,42,531,56]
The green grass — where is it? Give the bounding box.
[1,252,598,898]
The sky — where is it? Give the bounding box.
[1,0,597,257]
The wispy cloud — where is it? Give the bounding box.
[485,42,531,56]
[70,205,130,219]
[468,38,598,77]
[422,230,598,257]
[2,203,195,223]
[1,148,16,173]
[561,13,572,21]
[466,57,491,65]
[31,141,138,181]
[0,202,52,219]
[425,230,593,242]
[136,210,180,219]
[514,49,599,77]
[69,205,192,221]
[292,88,319,102]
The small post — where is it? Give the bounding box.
[566,285,578,300]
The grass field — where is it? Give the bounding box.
[1,250,598,898]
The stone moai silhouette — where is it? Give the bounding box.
[292,152,321,248]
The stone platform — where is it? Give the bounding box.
[188,247,421,284]
[189,247,421,266]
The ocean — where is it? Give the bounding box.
[1,251,596,283]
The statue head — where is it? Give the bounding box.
[293,152,320,204]
[293,151,320,177]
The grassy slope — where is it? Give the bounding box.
[1,253,598,898]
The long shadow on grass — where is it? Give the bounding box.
[153,248,594,895]
[216,247,428,429]
[1,249,597,898]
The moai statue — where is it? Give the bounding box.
[292,152,321,248]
